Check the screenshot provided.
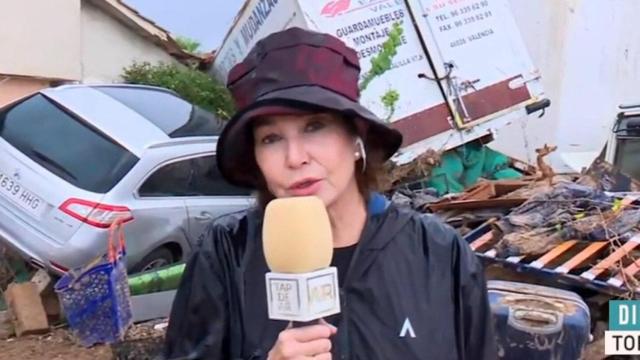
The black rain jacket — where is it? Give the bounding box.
[161,194,497,359]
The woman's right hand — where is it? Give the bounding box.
[267,322,337,359]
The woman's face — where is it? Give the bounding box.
[253,112,360,207]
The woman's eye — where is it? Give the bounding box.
[260,134,281,145]
[305,120,326,132]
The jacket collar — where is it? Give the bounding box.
[339,193,413,286]
[361,192,411,250]
[367,192,389,216]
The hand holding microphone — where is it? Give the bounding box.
[262,196,340,359]
[267,320,336,360]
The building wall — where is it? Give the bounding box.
[0,76,50,107]
[0,0,82,80]
[80,1,179,84]
[490,0,640,171]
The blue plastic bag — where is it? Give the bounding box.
[54,218,133,347]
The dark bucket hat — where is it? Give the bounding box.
[217,27,403,188]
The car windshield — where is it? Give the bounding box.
[0,94,139,193]
[95,86,226,137]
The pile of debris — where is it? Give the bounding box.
[0,246,57,341]
[381,149,441,190]
[391,154,640,298]
[494,181,639,257]
[0,246,173,358]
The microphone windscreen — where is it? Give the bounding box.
[262,196,333,273]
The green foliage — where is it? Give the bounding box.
[358,22,403,121]
[175,36,201,54]
[121,61,235,119]
[381,89,400,122]
[358,22,404,92]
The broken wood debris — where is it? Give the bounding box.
[390,156,640,298]
[381,149,441,191]
[426,180,531,212]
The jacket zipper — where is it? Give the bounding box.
[338,214,373,360]
[338,196,390,360]
[338,287,350,360]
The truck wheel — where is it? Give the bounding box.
[131,247,175,273]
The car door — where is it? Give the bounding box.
[183,154,255,244]
[128,156,193,268]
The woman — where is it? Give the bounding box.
[162,27,496,360]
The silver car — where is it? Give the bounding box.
[0,84,253,275]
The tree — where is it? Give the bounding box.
[175,35,201,54]
[121,61,235,119]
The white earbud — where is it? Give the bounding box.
[355,137,366,173]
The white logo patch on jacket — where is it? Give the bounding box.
[399,317,416,338]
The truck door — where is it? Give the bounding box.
[407,0,548,129]
[298,0,548,159]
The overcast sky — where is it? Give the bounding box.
[124,0,245,52]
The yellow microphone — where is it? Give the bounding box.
[262,196,341,322]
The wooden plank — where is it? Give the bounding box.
[493,181,532,196]
[459,180,530,202]
[607,259,640,287]
[470,231,494,251]
[530,240,578,269]
[581,236,640,280]
[556,241,608,274]
[460,182,495,201]
[428,198,528,211]
[607,259,640,288]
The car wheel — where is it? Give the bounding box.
[131,247,175,273]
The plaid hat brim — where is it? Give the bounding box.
[216,85,403,188]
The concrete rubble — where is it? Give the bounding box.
[4,282,49,336]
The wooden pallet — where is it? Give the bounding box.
[466,195,640,296]
[470,230,640,296]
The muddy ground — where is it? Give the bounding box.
[0,264,618,360]
[0,322,166,360]
[0,325,611,360]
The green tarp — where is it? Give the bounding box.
[425,143,523,196]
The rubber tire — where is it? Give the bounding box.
[130,246,175,274]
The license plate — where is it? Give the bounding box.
[0,171,46,218]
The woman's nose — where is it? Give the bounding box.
[285,138,310,168]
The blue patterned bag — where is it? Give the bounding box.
[54,218,133,347]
